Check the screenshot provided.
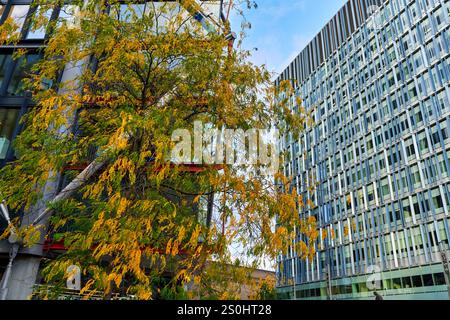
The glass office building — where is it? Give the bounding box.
[0,1,74,167]
[276,0,450,299]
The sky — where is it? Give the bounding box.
[231,0,348,78]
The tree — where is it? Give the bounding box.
[0,0,318,299]
[251,276,277,300]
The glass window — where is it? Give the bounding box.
[0,108,20,159]
[402,276,412,288]
[383,278,393,290]
[423,98,435,120]
[26,7,53,39]
[0,54,12,88]
[438,220,448,245]
[413,105,424,128]
[437,62,447,85]
[411,275,423,287]
[430,124,441,146]
[358,282,368,293]
[421,17,432,38]
[437,153,448,178]
[410,164,422,188]
[0,108,19,140]
[412,196,421,221]
[367,136,374,154]
[401,170,409,192]
[114,3,147,22]
[7,54,40,96]
[57,5,79,29]
[393,277,402,289]
[413,50,424,70]
[440,120,448,142]
[0,5,5,19]
[417,130,429,153]
[408,82,418,101]
[434,273,446,286]
[422,274,434,287]
[433,8,445,28]
[431,188,444,214]
[368,184,375,204]
[436,91,448,112]
[369,158,375,180]
[381,177,390,198]
[405,137,416,159]
[6,5,30,34]
[402,198,412,222]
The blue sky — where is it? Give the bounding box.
[232,0,348,77]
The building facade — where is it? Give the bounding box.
[276,0,450,299]
[0,0,82,282]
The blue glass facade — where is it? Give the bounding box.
[0,1,74,167]
[276,0,450,299]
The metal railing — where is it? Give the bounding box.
[32,285,136,300]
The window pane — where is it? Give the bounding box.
[57,5,79,29]
[26,7,53,39]
[7,5,30,33]
[0,108,19,140]
[0,5,6,19]
[0,54,12,88]
[0,108,19,159]
[119,4,147,21]
[411,275,423,287]
[422,274,434,286]
[402,276,412,288]
[393,277,402,289]
[433,273,446,286]
[7,54,40,96]
[383,278,393,290]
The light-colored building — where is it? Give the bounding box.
[187,262,275,300]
